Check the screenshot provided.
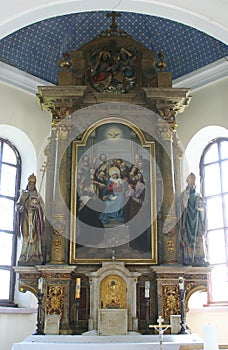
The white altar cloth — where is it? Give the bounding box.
[11,333,203,350]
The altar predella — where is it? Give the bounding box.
[15,12,209,336]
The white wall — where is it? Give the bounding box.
[0,83,51,350]
[0,82,51,193]
[176,78,228,189]
[177,78,227,148]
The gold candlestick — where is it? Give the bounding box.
[75,278,81,299]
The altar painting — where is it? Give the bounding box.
[70,119,157,263]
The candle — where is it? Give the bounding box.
[75,278,81,299]
[179,276,184,290]
[145,281,150,298]
[38,277,43,292]
[202,324,219,350]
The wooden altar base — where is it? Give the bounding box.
[11,333,204,350]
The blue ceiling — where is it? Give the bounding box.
[0,11,227,85]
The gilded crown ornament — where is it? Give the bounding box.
[155,51,167,71]
[28,173,36,183]
[58,52,72,70]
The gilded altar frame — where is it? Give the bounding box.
[69,117,157,264]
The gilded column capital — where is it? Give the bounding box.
[156,119,176,141]
[52,120,72,140]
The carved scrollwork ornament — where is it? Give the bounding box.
[52,223,65,253]
[43,136,51,158]
[173,134,184,158]
[53,223,65,237]
[162,285,180,320]
[53,106,71,120]
[157,107,176,121]
[167,239,175,253]
[46,285,65,317]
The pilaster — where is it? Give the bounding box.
[50,115,73,264]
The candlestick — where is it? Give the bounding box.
[145,281,150,298]
[38,277,43,292]
[178,276,184,291]
[75,278,81,299]
[33,287,44,335]
[144,281,151,334]
[178,277,189,334]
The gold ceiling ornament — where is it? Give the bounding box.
[155,51,167,72]
[58,52,72,70]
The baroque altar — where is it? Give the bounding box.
[14,12,210,336]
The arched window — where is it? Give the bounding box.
[200,137,228,304]
[0,138,21,306]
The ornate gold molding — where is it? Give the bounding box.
[143,87,191,116]
[50,219,67,263]
[143,87,191,140]
[46,285,65,318]
[162,284,180,320]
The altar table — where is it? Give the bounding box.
[11,333,203,350]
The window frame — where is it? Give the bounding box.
[200,136,228,305]
[0,137,21,306]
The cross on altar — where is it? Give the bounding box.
[149,316,171,350]
[106,11,121,31]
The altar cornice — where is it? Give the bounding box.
[143,87,191,116]
[37,85,88,116]
[150,265,211,277]
[36,85,192,120]
[14,265,77,274]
